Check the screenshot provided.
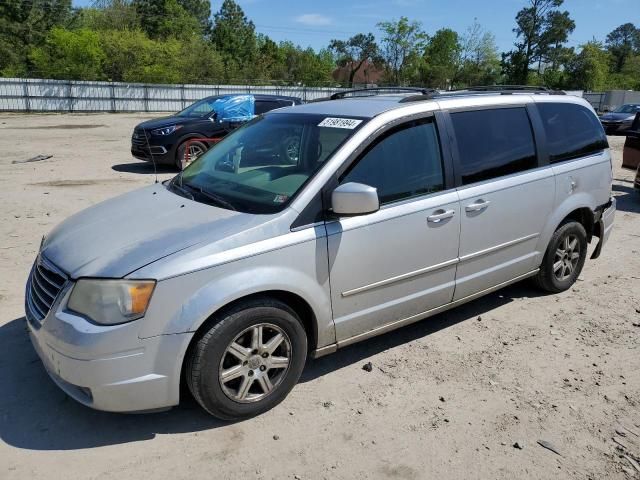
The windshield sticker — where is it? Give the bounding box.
[273,194,289,204]
[318,117,363,129]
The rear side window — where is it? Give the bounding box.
[537,103,608,163]
[451,108,537,185]
[341,119,444,204]
[255,100,288,114]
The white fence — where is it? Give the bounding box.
[0,77,346,112]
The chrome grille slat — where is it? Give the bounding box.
[28,291,46,318]
[27,257,67,323]
[36,264,65,289]
[31,280,52,308]
[32,272,56,300]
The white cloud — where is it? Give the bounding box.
[294,13,333,26]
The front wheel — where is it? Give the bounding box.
[533,220,587,293]
[176,140,207,170]
[186,298,307,420]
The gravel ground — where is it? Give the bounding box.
[0,113,639,480]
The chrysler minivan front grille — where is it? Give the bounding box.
[27,257,67,323]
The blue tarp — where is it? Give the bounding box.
[212,95,255,123]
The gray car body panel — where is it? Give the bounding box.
[28,92,616,413]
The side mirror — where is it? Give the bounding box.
[331,182,379,216]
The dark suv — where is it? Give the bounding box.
[131,94,301,170]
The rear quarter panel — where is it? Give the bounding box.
[537,151,612,254]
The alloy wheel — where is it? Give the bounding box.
[218,323,292,403]
[553,233,580,281]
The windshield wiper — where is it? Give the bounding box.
[183,183,237,211]
[168,177,194,200]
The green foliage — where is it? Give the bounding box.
[420,28,460,88]
[0,0,72,76]
[1,0,638,94]
[29,27,105,80]
[566,41,610,91]
[210,0,257,79]
[506,0,574,84]
[377,17,428,84]
[606,23,640,73]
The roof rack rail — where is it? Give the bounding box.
[399,85,566,103]
[330,87,437,100]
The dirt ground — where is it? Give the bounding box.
[0,112,639,480]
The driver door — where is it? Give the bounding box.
[326,116,460,342]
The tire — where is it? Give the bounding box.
[533,220,588,293]
[186,298,307,420]
[176,140,207,171]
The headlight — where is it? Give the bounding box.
[150,125,181,136]
[68,279,156,325]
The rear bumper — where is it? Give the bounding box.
[591,196,616,260]
[26,285,193,413]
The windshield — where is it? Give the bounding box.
[614,104,640,114]
[175,113,367,213]
[176,97,222,117]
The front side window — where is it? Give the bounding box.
[340,119,444,205]
[176,114,366,213]
[451,107,537,186]
[538,102,608,163]
[177,97,221,117]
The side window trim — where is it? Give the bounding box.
[446,104,539,188]
[337,115,448,206]
[526,103,549,167]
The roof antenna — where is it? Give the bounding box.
[142,127,159,184]
[142,127,158,183]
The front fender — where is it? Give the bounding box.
[139,236,334,349]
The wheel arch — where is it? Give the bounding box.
[539,193,598,254]
[178,289,319,397]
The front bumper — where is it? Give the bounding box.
[26,276,193,413]
[131,144,175,165]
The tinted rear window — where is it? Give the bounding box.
[451,108,537,185]
[255,100,290,114]
[537,103,608,163]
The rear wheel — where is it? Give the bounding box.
[186,298,307,420]
[176,140,207,170]
[533,220,587,293]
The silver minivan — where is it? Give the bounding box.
[26,87,616,419]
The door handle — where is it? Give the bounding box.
[427,209,455,223]
[465,199,491,212]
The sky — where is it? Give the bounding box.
[72,0,640,53]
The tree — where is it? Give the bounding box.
[83,0,139,31]
[377,16,427,84]
[420,28,460,88]
[457,21,501,86]
[329,33,378,86]
[29,27,105,80]
[567,41,610,91]
[606,23,640,73]
[132,0,203,39]
[0,0,72,76]
[504,0,574,84]
[210,0,257,79]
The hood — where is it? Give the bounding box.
[41,184,276,279]
[135,116,188,131]
[600,112,635,121]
